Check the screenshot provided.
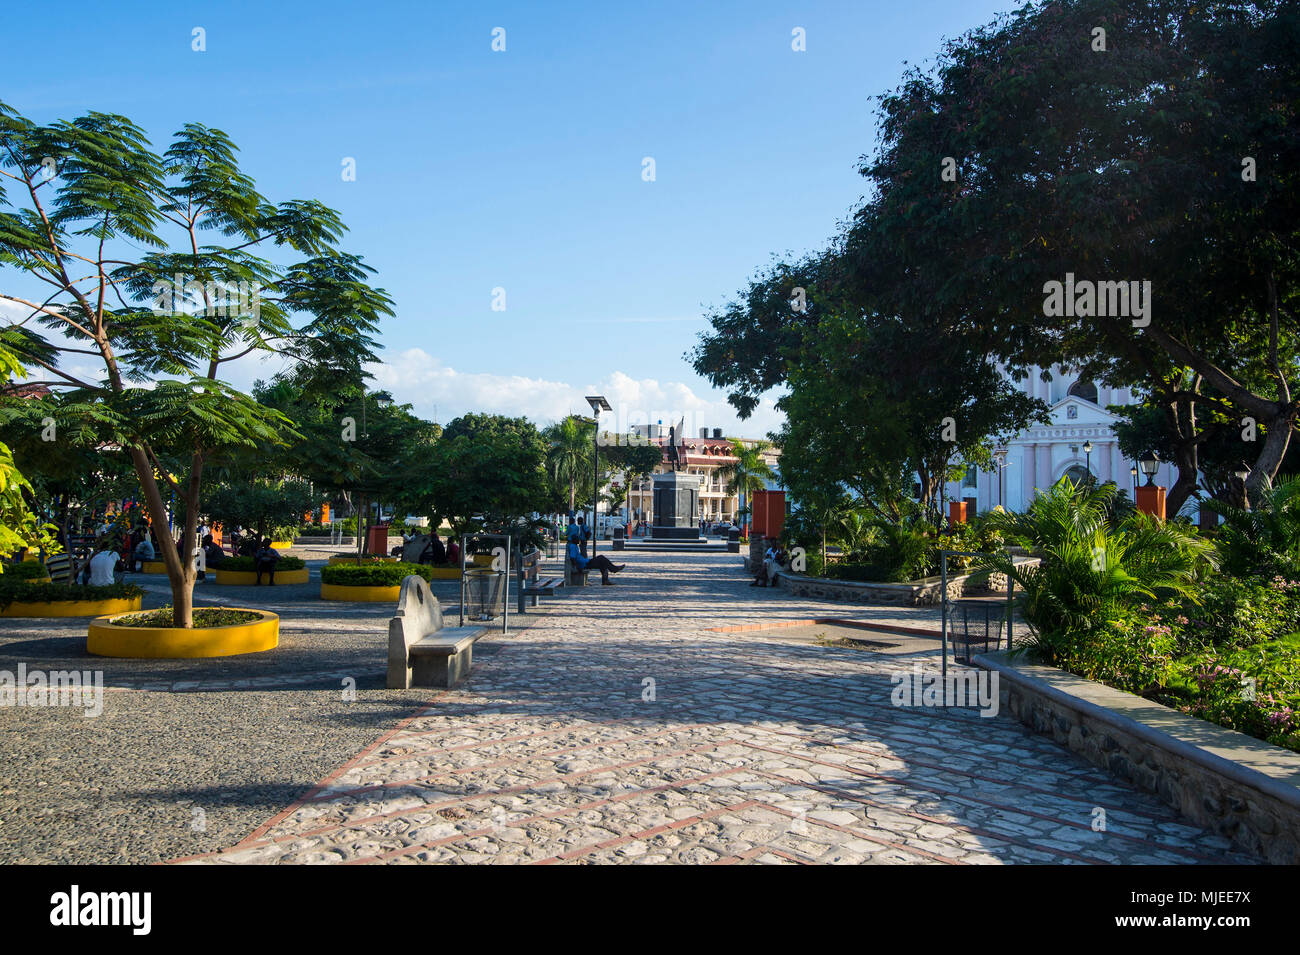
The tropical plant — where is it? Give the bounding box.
[981,478,1218,650]
[543,415,594,514]
[1203,476,1300,578]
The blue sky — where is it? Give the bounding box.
[2,0,1014,438]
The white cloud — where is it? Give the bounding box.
[369,348,785,440]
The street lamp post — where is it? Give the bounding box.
[994,448,1007,508]
[1130,465,1138,496]
[586,396,611,555]
[1083,440,1093,481]
[1235,465,1251,511]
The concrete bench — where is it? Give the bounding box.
[564,556,590,587]
[387,575,482,689]
[517,548,563,612]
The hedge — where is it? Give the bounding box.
[1,561,53,580]
[217,555,306,572]
[319,562,434,587]
[0,580,143,610]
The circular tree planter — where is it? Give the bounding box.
[320,582,401,602]
[87,608,279,658]
[213,568,310,586]
[2,595,141,618]
[270,542,294,550]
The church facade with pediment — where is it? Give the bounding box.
[943,366,1181,514]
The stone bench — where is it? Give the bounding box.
[564,556,590,587]
[517,548,563,612]
[387,575,482,689]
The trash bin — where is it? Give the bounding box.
[727,529,741,553]
[366,522,390,556]
[612,526,625,551]
[464,567,505,621]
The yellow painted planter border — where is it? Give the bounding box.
[426,567,462,580]
[213,567,310,586]
[140,561,168,574]
[2,595,142,618]
[87,608,279,658]
[270,542,293,550]
[320,582,402,602]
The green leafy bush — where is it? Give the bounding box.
[1183,576,1300,649]
[1,561,52,580]
[1163,637,1300,751]
[113,607,261,628]
[320,562,434,587]
[0,580,143,610]
[217,555,306,572]
[1026,607,1180,695]
[296,526,334,537]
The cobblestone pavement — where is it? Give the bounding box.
[153,550,1253,865]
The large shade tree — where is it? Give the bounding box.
[0,103,392,624]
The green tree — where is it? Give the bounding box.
[202,479,318,542]
[855,0,1300,500]
[544,415,594,513]
[0,104,392,624]
[418,414,552,532]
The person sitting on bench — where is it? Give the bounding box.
[567,540,625,586]
[253,539,280,585]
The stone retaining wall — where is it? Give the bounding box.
[743,558,1034,606]
[976,652,1300,864]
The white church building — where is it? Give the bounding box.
[944,366,1181,514]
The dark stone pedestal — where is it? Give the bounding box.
[650,472,702,541]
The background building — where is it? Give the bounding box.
[943,366,1180,514]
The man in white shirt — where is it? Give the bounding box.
[88,543,121,586]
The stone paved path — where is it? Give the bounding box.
[172,550,1253,865]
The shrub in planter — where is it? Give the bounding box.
[217,555,306,572]
[1,561,53,580]
[0,580,143,610]
[112,607,262,628]
[319,562,434,587]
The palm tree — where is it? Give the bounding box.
[543,415,594,514]
[980,477,1217,652]
[1204,475,1300,577]
[716,438,777,536]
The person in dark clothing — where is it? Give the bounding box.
[254,540,280,585]
[567,540,625,585]
[422,534,447,565]
[202,534,224,568]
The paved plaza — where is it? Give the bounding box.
[0,549,1254,864]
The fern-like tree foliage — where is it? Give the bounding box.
[981,477,1218,649]
[0,102,393,626]
[1204,476,1300,578]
